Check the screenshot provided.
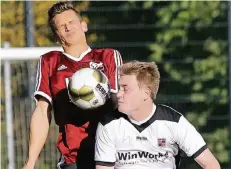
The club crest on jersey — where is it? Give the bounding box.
[157,138,166,147]
[89,62,104,70]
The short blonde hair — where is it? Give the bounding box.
[119,61,160,99]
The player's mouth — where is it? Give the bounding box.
[118,101,124,105]
[66,30,76,37]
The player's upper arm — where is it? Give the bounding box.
[34,97,52,122]
[34,55,53,105]
[195,148,220,169]
[95,122,116,167]
[103,49,122,94]
[96,165,114,169]
[173,116,206,158]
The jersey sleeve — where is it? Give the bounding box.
[34,55,52,105]
[95,122,116,166]
[173,116,207,158]
[103,49,123,94]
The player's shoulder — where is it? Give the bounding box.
[92,48,117,52]
[41,50,63,60]
[91,48,120,56]
[155,104,183,123]
[99,109,126,126]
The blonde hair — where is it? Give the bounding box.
[119,61,160,99]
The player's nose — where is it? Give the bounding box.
[64,23,71,32]
[116,89,122,99]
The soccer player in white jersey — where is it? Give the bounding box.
[95,61,220,169]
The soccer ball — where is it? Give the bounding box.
[68,68,111,109]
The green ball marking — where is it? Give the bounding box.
[79,86,94,101]
[93,69,107,84]
[68,79,78,96]
[69,88,80,101]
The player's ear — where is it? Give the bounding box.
[81,20,88,32]
[54,36,60,44]
[144,87,151,101]
[53,32,60,44]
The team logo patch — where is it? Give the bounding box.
[89,62,104,70]
[157,138,166,147]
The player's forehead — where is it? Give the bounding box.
[118,75,138,87]
[53,10,80,25]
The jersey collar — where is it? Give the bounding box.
[62,47,92,61]
[129,103,156,125]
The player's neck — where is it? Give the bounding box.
[129,101,154,122]
[62,42,89,58]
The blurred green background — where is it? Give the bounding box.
[1,1,229,169]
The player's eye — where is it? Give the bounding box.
[69,20,78,25]
[118,86,124,91]
[56,24,65,30]
[121,87,127,91]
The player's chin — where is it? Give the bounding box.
[118,104,128,113]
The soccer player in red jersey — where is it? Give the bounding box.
[23,2,122,169]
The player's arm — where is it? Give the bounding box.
[195,148,220,169]
[23,55,53,169]
[103,49,123,108]
[23,98,52,169]
[95,122,116,169]
[173,116,220,168]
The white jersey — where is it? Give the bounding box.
[95,104,207,169]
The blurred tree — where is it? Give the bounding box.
[146,1,229,168]
[83,1,160,61]
[1,1,25,47]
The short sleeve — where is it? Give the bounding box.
[95,122,116,166]
[34,56,52,105]
[103,49,123,94]
[173,116,207,158]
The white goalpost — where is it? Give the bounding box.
[1,46,63,169]
[1,47,63,60]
